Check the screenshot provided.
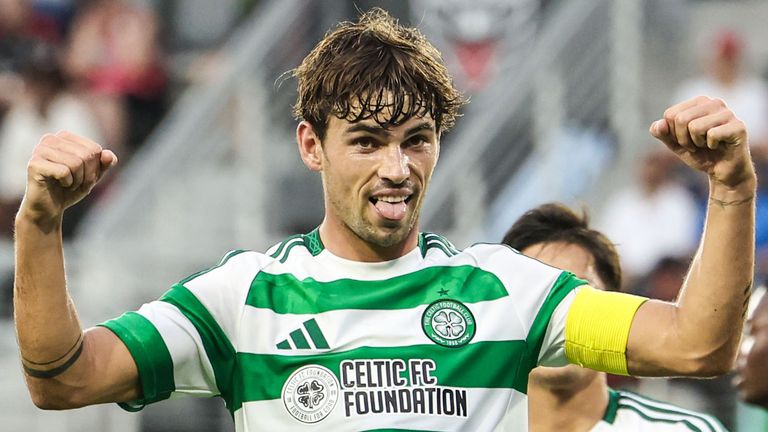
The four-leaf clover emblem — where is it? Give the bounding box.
[432,310,466,339]
[296,379,325,409]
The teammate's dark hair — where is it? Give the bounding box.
[502,203,622,291]
[292,8,465,139]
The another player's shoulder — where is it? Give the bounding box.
[607,389,728,432]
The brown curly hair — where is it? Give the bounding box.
[292,8,465,139]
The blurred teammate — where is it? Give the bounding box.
[503,203,728,431]
[734,284,768,409]
[13,8,756,431]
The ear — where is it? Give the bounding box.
[297,121,323,172]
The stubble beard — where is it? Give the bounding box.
[332,195,420,249]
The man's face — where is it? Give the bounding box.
[734,292,768,408]
[522,241,605,389]
[317,115,439,249]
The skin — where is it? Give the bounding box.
[12,96,755,408]
[523,242,610,432]
[734,293,768,408]
[297,114,439,261]
[626,96,755,377]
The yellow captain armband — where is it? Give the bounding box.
[564,287,648,376]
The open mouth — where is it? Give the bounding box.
[369,195,413,221]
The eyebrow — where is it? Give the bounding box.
[343,121,435,137]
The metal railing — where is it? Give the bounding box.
[421,0,645,245]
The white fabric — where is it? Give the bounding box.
[117,237,580,431]
[591,390,727,432]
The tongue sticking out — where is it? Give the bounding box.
[374,200,408,221]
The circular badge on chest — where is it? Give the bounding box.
[282,364,339,424]
[422,299,476,347]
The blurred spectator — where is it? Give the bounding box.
[0,0,65,114]
[0,44,103,239]
[413,0,539,91]
[735,285,768,410]
[598,149,698,286]
[672,30,768,158]
[64,0,168,152]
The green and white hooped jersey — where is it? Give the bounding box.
[101,230,585,431]
[591,390,728,432]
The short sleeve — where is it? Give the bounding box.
[525,272,586,369]
[99,250,264,411]
[537,289,577,367]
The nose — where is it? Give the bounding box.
[378,144,410,184]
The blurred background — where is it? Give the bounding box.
[0,0,767,430]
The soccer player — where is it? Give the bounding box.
[734,285,768,409]
[502,203,728,431]
[13,9,755,431]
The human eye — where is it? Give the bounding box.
[352,136,379,150]
[404,135,429,148]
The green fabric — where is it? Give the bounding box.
[522,271,586,389]
[269,235,302,259]
[99,312,175,410]
[229,340,527,411]
[246,265,509,314]
[160,284,237,409]
[603,388,620,424]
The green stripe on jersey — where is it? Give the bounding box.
[99,312,175,410]
[160,284,237,409]
[523,271,586,387]
[617,391,725,431]
[246,265,508,314]
[230,340,527,411]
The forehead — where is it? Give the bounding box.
[521,241,605,290]
[336,89,436,126]
[328,113,436,136]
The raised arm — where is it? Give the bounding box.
[14,131,140,408]
[626,96,755,376]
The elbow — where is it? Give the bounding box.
[29,388,62,410]
[26,380,84,410]
[676,344,739,378]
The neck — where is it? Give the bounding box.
[318,219,420,262]
[528,373,609,432]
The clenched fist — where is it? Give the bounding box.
[20,131,118,227]
[651,96,754,191]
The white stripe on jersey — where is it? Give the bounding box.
[137,301,219,396]
[234,387,515,432]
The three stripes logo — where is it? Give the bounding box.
[277,318,330,350]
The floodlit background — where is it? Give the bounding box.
[1,0,767,430]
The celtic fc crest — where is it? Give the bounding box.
[422,299,476,347]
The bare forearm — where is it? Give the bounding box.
[14,210,84,367]
[676,178,755,359]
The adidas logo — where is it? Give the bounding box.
[277,318,330,350]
